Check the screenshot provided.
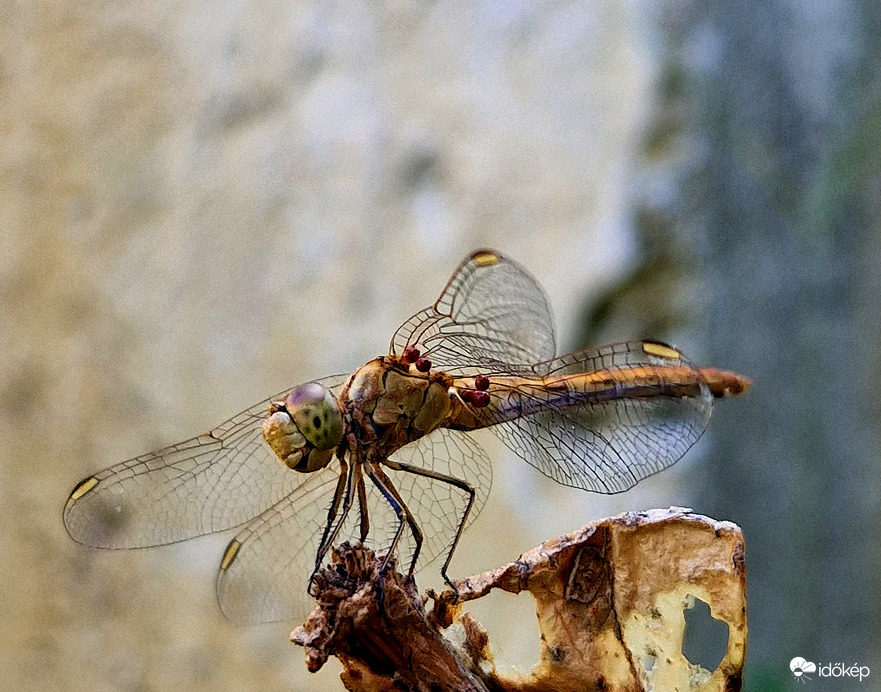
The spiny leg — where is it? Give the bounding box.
[365,461,424,576]
[384,458,475,594]
[317,459,362,561]
[312,456,348,567]
[346,414,375,546]
[309,456,356,595]
[354,463,370,543]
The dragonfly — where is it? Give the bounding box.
[64,250,751,625]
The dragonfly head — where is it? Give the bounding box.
[261,382,343,473]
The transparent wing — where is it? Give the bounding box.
[214,428,492,624]
[215,467,341,624]
[389,250,711,494]
[62,374,350,549]
[486,341,714,493]
[390,249,555,375]
[375,428,492,574]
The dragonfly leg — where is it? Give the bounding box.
[365,461,423,576]
[354,464,370,543]
[308,456,357,595]
[384,459,475,596]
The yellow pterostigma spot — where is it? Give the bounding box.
[69,476,99,502]
[220,539,242,571]
[472,250,499,267]
[642,341,682,361]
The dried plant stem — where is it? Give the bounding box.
[292,508,746,692]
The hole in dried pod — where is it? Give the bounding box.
[681,595,729,672]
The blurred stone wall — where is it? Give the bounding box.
[641,1,881,688]
[0,3,658,690]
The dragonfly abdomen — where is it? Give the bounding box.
[556,365,748,403]
[696,368,752,398]
[485,366,715,422]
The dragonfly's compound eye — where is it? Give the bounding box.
[285,382,344,450]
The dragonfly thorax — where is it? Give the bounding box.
[346,358,453,448]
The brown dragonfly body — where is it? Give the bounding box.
[65,250,750,624]
[314,351,748,458]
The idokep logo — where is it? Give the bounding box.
[790,658,817,682]
[790,657,871,683]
